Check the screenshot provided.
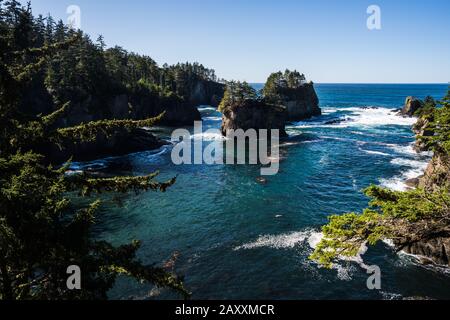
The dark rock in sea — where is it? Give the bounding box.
[274,83,322,122]
[256,177,268,185]
[324,117,352,125]
[221,99,288,138]
[361,106,378,110]
[401,237,450,267]
[399,96,423,117]
[405,177,421,189]
[47,128,168,164]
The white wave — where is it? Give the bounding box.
[360,149,391,157]
[234,231,313,250]
[234,229,323,251]
[293,107,416,129]
[391,158,428,168]
[197,106,217,112]
[381,292,404,300]
[190,132,226,141]
[235,229,372,281]
[387,143,416,156]
[380,167,427,192]
[203,116,222,121]
[343,107,416,127]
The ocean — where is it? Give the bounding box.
[71,83,450,300]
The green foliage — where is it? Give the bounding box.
[310,186,450,268]
[0,1,189,300]
[413,90,450,154]
[263,69,307,102]
[218,81,258,112]
[310,90,450,268]
[56,112,166,142]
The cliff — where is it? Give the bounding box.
[46,127,167,164]
[186,79,225,108]
[274,83,322,122]
[263,70,321,121]
[221,99,288,137]
[395,108,450,266]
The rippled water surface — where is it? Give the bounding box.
[72,84,450,300]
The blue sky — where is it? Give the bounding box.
[23,0,450,83]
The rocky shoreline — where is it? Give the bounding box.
[392,97,450,268]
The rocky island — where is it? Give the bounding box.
[219,71,321,137]
[219,81,287,137]
[263,70,321,121]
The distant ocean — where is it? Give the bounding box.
[72,83,450,300]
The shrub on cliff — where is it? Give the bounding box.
[262,69,307,102]
[218,81,258,113]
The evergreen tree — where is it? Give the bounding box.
[0,2,189,300]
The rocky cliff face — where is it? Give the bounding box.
[47,128,167,164]
[419,153,450,191]
[221,100,287,137]
[58,93,202,128]
[273,83,321,122]
[187,80,225,108]
[396,114,450,267]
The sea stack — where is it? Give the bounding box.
[219,81,287,137]
[221,99,288,137]
[263,70,321,122]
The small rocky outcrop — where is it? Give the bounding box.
[221,99,288,137]
[399,96,423,117]
[48,128,167,164]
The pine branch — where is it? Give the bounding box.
[41,102,71,127]
[67,171,176,196]
[56,112,166,142]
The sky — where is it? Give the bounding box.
[22,0,450,83]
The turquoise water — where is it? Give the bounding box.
[73,84,450,300]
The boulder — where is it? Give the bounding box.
[221,99,288,137]
[400,97,423,117]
